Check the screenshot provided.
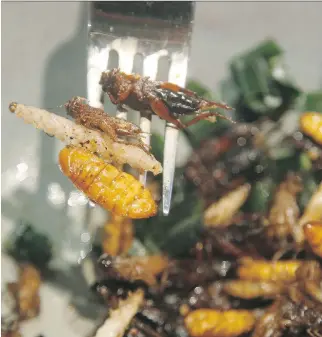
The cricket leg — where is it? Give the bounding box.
[184,111,235,127]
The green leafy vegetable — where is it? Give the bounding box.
[5,222,53,270]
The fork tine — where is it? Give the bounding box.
[162,124,179,215]
[87,43,110,109]
[138,115,152,185]
[114,37,138,120]
[138,51,167,185]
[162,52,189,215]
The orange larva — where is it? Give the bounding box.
[237,258,301,283]
[184,309,256,337]
[300,112,322,146]
[58,147,157,219]
[304,221,322,258]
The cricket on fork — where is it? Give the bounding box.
[87,1,234,215]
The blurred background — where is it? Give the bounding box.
[1,2,322,337]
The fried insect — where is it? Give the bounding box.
[93,289,144,337]
[7,264,41,321]
[102,215,134,256]
[252,261,322,337]
[164,259,236,291]
[204,184,251,228]
[100,68,234,129]
[1,319,21,337]
[237,258,301,283]
[299,183,322,237]
[300,112,322,146]
[184,308,256,337]
[193,214,274,260]
[9,102,162,175]
[65,96,150,153]
[304,221,322,258]
[185,124,266,203]
[58,147,157,219]
[98,254,170,287]
[223,280,284,300]
[267,172,303,246]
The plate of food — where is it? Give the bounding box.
[2,38,322,337]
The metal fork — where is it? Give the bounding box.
[87,1,195,215]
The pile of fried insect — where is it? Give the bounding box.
[3,39,322,337]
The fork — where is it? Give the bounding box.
[87,1,195,215]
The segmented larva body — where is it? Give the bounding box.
[184,309,256,337]
[237,258,301,283]
[59,147,157,219]
[304,221,322,258]
[8,102,162,175]
[300,112,322,145]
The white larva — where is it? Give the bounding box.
[9,102,162,175]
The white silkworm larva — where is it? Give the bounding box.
[9,102,162,175]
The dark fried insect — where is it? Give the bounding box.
[193,213,274,260]
[65,96,150,153]
[163,259,236,291]
[99,68,234,129]
[185,124,267,203]
[98,254,170,287]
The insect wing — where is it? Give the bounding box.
[154,87,201,117]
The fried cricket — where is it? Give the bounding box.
[65,96,150,153]
[100,68,234,130]
[58,147,157,219]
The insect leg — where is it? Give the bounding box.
[184,111,235,127]
[117,104,128,113]
[149,98,186,129]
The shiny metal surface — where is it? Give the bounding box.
[87,2,195,214]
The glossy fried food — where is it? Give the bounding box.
[102,215,134,256]
[100,68,233,130]
[267,173,303,245]
[299,183,322,234]
[223,280,284,300]
[7,264,41,321]
[9,102,162,175]
[300,112,322,146]
[184,308,256,337]
[237,258,301,283]
[304,221,322,258]
[59,147,157,219]
[204,184,251,228]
